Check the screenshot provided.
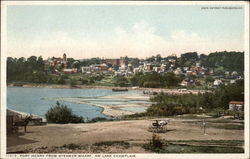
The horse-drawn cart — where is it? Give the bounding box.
[148,119,170,133]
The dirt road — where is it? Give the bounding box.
[7,118,244,153]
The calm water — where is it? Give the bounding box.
[7,87,143,119]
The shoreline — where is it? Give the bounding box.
[6,84,210,118]
[7,83,211,94]
[59,93,150,117]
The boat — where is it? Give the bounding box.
[112,88,128,92]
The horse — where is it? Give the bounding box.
[150,119,170,132]
[13,115,33,133]
[158,120,170,128]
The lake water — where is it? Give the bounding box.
[7,87,145,119]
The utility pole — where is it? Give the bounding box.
[203,119,207,135]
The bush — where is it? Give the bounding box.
[151,134,164,149]
[70,79,77,87]
[143,134,165,152]
[62,143,81,150]
[45,101,84,124]
[143,82,161,88]
[81,78,89,85]
[57,78,66,84]
[93,141,130,148]
[114,76,129,87]
[71,114,85,123]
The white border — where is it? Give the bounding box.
[243,2,250,159]
[1,1,7,158]
[1,1,249,159]
[1,1,249,5]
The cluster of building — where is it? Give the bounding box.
[43,53,244,113]
[47,53,78,74]
[80,57,206,76]
[46,53,242,87]
[47,53,67,68]
[81,57,126,74]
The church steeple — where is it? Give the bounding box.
[63,53,67,62]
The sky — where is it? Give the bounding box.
[6,5,245,59]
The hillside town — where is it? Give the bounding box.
[4,2,248,156]
[41,52,243,89]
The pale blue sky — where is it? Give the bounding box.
[7,5,245,58]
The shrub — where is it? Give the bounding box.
[114,76,129,87]
[70,114,85,123]
[70,79,77,87]
[45,101,84,124]
[143,134,165,152]
[81,78,89,85]
[151,134,164,149]
[57,78,66,84]
[93,141,130,148]
[143,82,161,88]
[62,143,81,150]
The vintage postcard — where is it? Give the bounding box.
[1,1,249,159]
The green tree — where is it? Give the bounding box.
[45,101,84,124]
[70,79,77,87]
[156,54,162,63]
[163,72,181,87]
[66,58,75,68]
[114,76,129,87]
[205,76,214,84]
[146,79,244,117]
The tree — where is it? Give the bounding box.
[45,101,84,123]
[72,61,80,69]
[37,56,45,71]
[114,76,129,87]
[178,52,198,67]
[181,52,198,60]
[163,72,181,87]
[124,56,129,66]
[146,56,155,63]
[156,54,162,63]
[146,79,244,116]
[205,76,214,84]
[70,79,77,87]
[57,75,66,84]
[66,58,75,68]
[130,72,143,86]
[200,51,244,74]
[213,80,244,110]
[7,56,47,83]
[130,58,140,68]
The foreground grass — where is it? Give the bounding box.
[93,141,130,148]
[174,114,212,119]
[182,118,244,130]
[207,119,244,124]
[9,140,243,153]
[143,140,244,153]
[210,124,244,130]
[143,143,244,153]
[62,143,83,150]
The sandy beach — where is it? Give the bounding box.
[59,93,151,117]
